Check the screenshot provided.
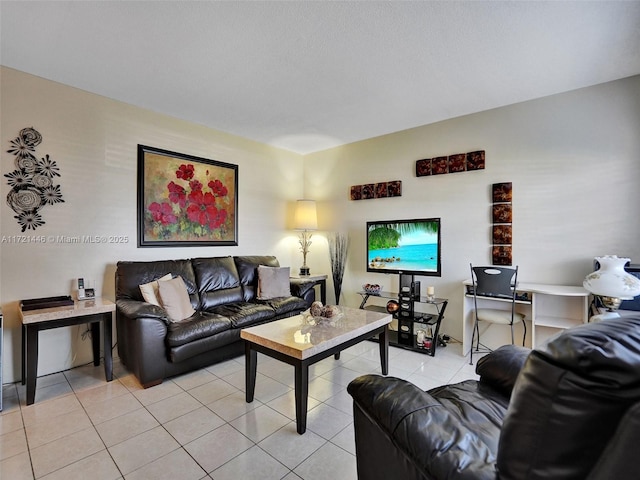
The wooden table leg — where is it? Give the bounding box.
[91,321,100,366]
[245,342,257,403]
[26,326,39,405]
[294,361,309,434]
[21,324,26,386]
[103,313,113,381]
[379,325,389,375]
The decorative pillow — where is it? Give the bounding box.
[157,275,196,322]
[139,273,172,306]
[257,265,291,300]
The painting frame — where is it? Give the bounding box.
[137,145,238,247]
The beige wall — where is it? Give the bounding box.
[305,75,640,343]
[0,67,305,383]
[2,67,639,384]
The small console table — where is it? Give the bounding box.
[358,291,448,356]
[20,298,115,405]
[462,280,589,354]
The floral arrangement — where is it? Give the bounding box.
[145,162,231,240]
[4,127,64,231]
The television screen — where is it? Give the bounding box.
[366,218,441,277]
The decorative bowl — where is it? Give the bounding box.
[363,284,381,294]
[302,308,343,327]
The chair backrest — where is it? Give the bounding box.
[471,265,518,299]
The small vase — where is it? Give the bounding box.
[584,255,640,300]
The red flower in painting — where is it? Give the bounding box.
[186,190,218,226]
[208,207,227,230]
[189,179,203,191]
[167,181,187,207]
[148,202,177,225]
[176,164,194,180]
[208,179,228,197]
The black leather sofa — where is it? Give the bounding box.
[115,255,315,387]
[348,315,640,480]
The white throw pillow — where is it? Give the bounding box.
[157,275,196,322]
[139,273,172,306]
[257,265,291,300]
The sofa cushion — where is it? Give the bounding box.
[257,265,291,299]
[139,273,172,306]
[348,375,502,480]
[158,276,196,322]
[166,311,232,347]
[263,296,309,316]
[234,256,280,301]
[116,259,198,306]
[192,256,243,309]
[212,302,276,328]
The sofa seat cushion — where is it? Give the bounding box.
[262,296,308,316]
[212,302,276,328]
[348,374,502,480]
[166,311,232,348]
[428,380,510,453]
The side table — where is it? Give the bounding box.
[19,298,115,405]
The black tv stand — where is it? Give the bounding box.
[357,290,448,356]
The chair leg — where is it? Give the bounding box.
[470,318,478,365]
[522,319,527,347]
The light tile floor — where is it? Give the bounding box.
[1,341,478,480]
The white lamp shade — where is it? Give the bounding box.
[294,200,317,230]
[583,255,640,299]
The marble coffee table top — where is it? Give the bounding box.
[241,306,391,360]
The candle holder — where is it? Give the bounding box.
[426,286,435,302]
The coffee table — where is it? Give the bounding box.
[241,306,391,434]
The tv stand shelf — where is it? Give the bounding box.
[358,291,448,356]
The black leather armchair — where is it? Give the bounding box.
[348,315,640,480]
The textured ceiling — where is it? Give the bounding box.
[1,1,639,154]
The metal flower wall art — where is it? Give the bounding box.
[4,127,64,231]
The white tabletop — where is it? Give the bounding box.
[241,306,391,360]
[463,280,588,297]
[20,298,115,325]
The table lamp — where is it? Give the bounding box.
[583,255,640,321]
[294,199,317,275]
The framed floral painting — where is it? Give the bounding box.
[137,145,238,247]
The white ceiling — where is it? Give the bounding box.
[1,1,639,154]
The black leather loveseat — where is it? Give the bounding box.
[116,255,315,387]
[348,315,640,480]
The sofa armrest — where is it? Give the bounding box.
[289,278,316,298]
[117,299,170,323]
[348,374,497,480]
[476,344,530,397]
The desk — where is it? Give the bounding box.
[290,274,328,304]
[20,298,115,405]
[462,281,589,353]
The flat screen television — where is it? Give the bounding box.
[366,218,441,277]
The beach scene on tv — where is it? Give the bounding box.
[367,220,439,273]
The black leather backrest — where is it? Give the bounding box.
[497,315,640,480]
[234,255,279,301]
[192,256,243,309]
[115,259,198,306]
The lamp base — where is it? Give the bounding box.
[299,266,310,276]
